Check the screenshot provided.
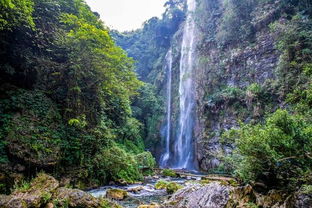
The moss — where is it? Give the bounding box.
[220,180,229,186]
[161,169,177,177]
[155,180,169,190]
[200,179,212,185]
[166,182,183,194]
[13,180,31,192]
[301,185,312,194]
[228,179,239,187]
[106,189,128,200]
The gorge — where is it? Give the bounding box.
[0,0,312,207]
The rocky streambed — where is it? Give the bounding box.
[89,171,312,208]
[89,176,189,208]
[0,171,311,208]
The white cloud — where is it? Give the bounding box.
[85,0,166,31]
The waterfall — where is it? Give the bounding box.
[174,0,197,170]
[160,0,197,170]
[160,49,173,168]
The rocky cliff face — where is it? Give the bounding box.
[160,0,284,171]
[113,0,303,172]
[191,0,284,171]
[147,0,286,170]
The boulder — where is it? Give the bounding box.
[155,180,169,190]
[166,182,231,208]
[0,173,120,208]
[53,187,101,207]
[285,191,312,208]
[128,186,144,193]
[226,185,256,207]
[0,173,58,208]
[166,182,183,194]
[138,202,161,208]
[106,188,128,200]
[255,190,287,208]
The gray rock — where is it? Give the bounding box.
[165,182,231,208]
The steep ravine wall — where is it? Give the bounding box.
[192,0,283,171]
[157,0,284,170]
[114,0,287,171]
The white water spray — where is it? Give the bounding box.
[160,49,173,167]
[160,0,197,170]
[174,0,197,170]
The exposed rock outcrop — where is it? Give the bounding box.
[165,182,231,208]
[193,0,283,171]
[0,173,120,208]
[165,181,312,208]
[106,189,128,200]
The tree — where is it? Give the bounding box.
[0,0,34,30]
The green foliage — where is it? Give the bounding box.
[132,84,164,148]
[166,182,182,194]
[155,180,169,190]
[0,90,62,165]
[161,169,177,177]
[0,0,150,188]
[135,151,156,170]
[0,0,34,30]
[224,110,312,190]
[154,180,182,194]
[207,86,245,107]
[301,184,312,194]
[216,0,256,46]
[13,180,31,192]
[59,12,142,125]
[93,144,143,184]
[273,14,312,103]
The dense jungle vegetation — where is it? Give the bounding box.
[0,0,157,193]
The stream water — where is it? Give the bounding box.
[89,176,189,208]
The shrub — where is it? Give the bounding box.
[166,182,183,194]
[224,110,312,189]
[155,180,169,190]
[135,151,156,175]
[93,144,143,184]
[162,169,177,177]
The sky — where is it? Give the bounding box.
[85,0,166,32]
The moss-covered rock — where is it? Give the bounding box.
[161,169,177,177]
[155,180,169,190]
[106,188,128,200]
[0,173,58,208]
[53,187,100,207]
[166,182,183,194]
[226,185,256,207]
[138,203,160,208]
[155,180,182,194]
[5,91,62,168]
[0,173,119,208]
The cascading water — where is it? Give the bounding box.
[160,49,173,167]
[160,0,197,170]
[174,0,197,170]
